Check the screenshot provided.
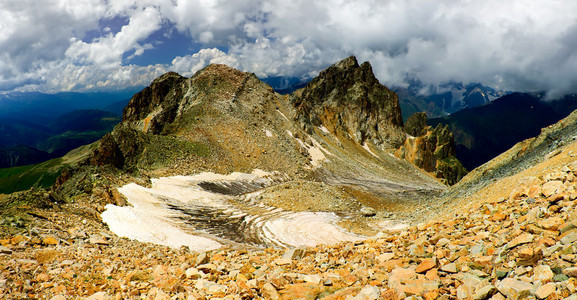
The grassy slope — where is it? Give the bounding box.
[0,143,95,194]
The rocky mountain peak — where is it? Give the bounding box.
[122,71,186,134]
[396,112,467,185]
[294,56,404,147]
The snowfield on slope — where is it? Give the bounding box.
[102,170,363,251]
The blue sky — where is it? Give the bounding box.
[1,0,577,98]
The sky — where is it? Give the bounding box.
[1,0,577,98]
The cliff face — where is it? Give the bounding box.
[293,56,405,148]
[396,119,468,185]
[122,72,187,134]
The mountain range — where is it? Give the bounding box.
[430,92,577,170]
[0,91,135,168]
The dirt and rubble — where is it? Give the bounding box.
[3,154,577,299]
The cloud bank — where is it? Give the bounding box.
[1,0,577,97]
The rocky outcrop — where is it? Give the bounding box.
[397,119,467,185]
[87,133,125,169]
[404,112,428,137]
[122,72,187,134]
[293,56,405,147]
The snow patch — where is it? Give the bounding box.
[276,110,290,121]
[265,129,273,137]
[263,212,363,247]
[102,170,361,249]
[102,204,222,251]
[362,142,379,158]
[319,125,330,134]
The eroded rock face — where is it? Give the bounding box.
[122,72,187,134]
[88,133,125,169]
[293,56,405,147]
[404,112,428,137]
[397,121,467,185]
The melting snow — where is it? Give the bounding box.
[102,170,361,250]
[276,110,290,121]
[362,142,379,158]
[319,125,330,134]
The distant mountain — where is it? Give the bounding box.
[0,109,121,168]
[429,93,577,170]
[394,80,508,120]
[0,90,133,168]
[0,145,52,168]
[0,90,135,124]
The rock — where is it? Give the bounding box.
[495,268,509,279]
[537,217,564,230]
[473,285,496,300]
[42,236,59,246]
[561,231,577,245]
[10,235,27,245]
[36,273,49,282]
[279,283,319,299]
[563,267,577,277]
[360,206,377,217]
[89,236,109,245]
[516,247,543,266]
[559,221,577,235]
[0,246,12,255]
[354,285,380,300]
[195,279,227,295]
[437,237,451,247]
[457,273,482,299]
[553,273,570,282]
[404,112,428,137]
[496,278,533,300]
[506,233,534,249]
[416,258,436,273]
[440,263,458,273]
[302,274,322,285]
[50,296,67,300]
[388,268,417,291]
[88,133,125,168]
[396,123,467,185]
[196,251,210,266]
[489,293,506,300]
[534,282,556,299]
[542,180,564,198]
[185,267,202,279]
[282,248,306,260]
[294,56,404,147]
[196,263,218,274]
[533,265,554,283]
[274,258,292,266]
[86,291,111,300]
[262,282,280,300]
[472,256,493,270]
[403,278,439,296]
[376,252,395,263]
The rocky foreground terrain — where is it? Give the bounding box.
[2,138,577,299]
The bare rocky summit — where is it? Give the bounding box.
[293,56,405,147]
[397,113,468,185]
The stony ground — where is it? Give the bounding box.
[2,156,577,299]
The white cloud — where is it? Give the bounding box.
[171,48,239,76]
[2,0,577,97]
[66,6,163,69]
